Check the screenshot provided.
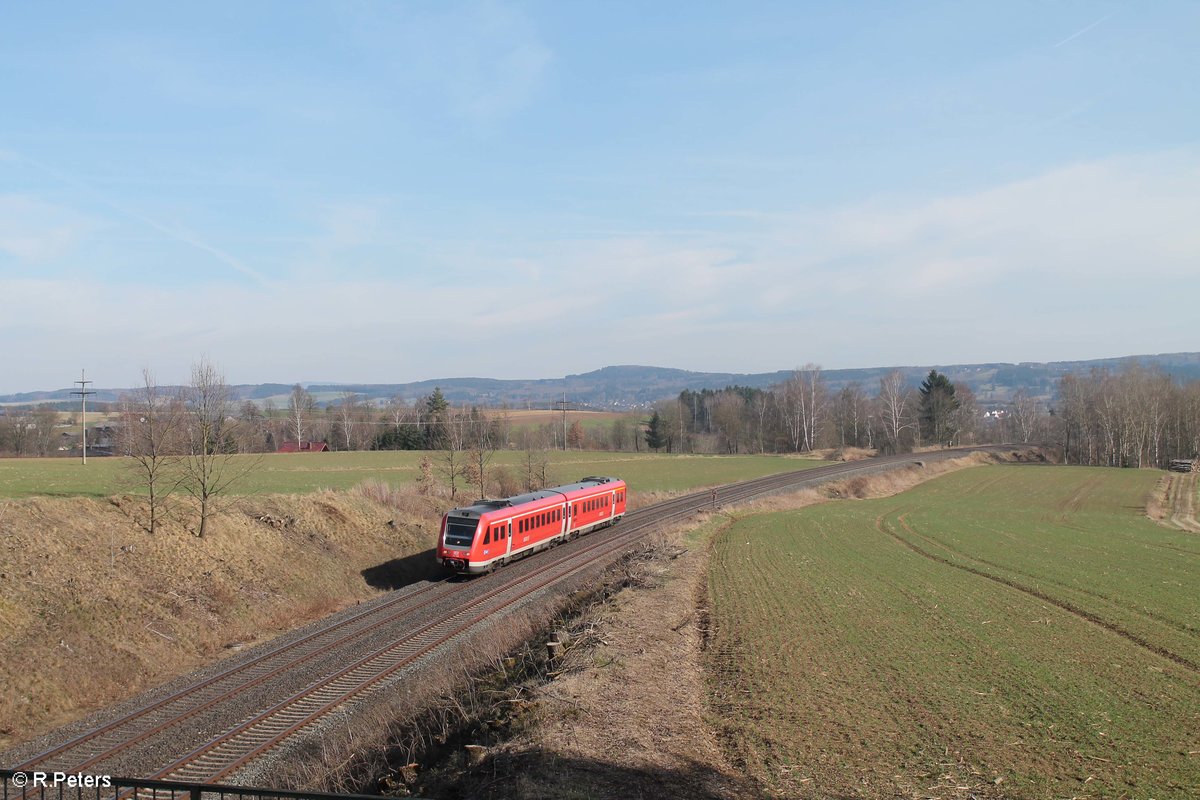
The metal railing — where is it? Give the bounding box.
[1,770,393,800]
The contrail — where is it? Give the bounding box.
[6,148,269,286]
[1053,10,1118,48]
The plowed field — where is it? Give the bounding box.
[706,465,1200,798]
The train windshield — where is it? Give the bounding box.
[444,518,479,547]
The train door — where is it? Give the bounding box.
[507,521,513,555]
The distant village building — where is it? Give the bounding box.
[277,441,329,453]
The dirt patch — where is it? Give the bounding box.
[473,524,756,799]
[1150,473,1200,533]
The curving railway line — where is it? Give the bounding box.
[5,446,1012,786]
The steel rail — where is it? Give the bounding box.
[11,578,460,772]
[143,447,1005,783]
[13,446,1010,787]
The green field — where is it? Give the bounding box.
[707,465,1200,798]
[0,450,820,499]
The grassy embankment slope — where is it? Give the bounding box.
[707,465,1200,799]
[0,450,819,749]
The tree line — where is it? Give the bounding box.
[641,366,976,455]
[2,361,1195,477]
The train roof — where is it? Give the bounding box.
[550,475,623,494]
[446,477,622,519]
[448,490,561,519]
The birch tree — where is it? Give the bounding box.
[878,370,914,454]
[288,384,315,447]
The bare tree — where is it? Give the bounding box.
[437,405,468,500]
[709,392,747,453]
[878,370,915,454]
[119,369,184,534]
[751,392,773,453]
[465,408,497,499]
[1010,390,1042,443]
[336,392,366,451]
[778,365,825,452]
[951,384,980,445]
[608,417,628,451]
[832,382,870,448]
[288,384,315,448]
[180,358,257,537]
[235,400,271,453]
[30,405,60,456]
[520,428,550,491]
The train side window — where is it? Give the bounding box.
[483,529,491,544]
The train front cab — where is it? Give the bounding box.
[438,514,482,573]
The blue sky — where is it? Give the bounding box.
[1,1,1197,392]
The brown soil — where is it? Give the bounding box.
[1163,473,1200,532]
[484,522,758,799]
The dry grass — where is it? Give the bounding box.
[272,537,693,798]
[0,482,444,748]
[280,456,1020,799]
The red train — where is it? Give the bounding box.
[436,476,628,574]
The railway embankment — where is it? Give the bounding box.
[290,453,1005,799]
[0,484,442,749]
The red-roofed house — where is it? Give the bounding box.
[277,441,329,453]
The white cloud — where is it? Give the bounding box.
[3,150,1199,392]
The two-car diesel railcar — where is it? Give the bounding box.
[436,476,627,575]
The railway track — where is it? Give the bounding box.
[7,446,1010,786]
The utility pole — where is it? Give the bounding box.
[71,369,96,465]
[553,393,578,451]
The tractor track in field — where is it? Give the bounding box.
[4,447,1009,786]
[884,510,1200,638]
[1166,473,1200,532]
[875,512,1200,674]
